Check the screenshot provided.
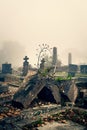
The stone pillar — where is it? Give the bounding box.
[68,53,72,65]
[52,47,57,66]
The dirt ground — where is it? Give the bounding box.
[38,121,86,130]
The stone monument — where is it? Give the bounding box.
[40,58,45,70]
[22,56,29,76]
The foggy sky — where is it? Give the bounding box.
[0,0,87,67]
[0,42,27,67]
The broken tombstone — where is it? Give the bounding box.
[13,74,61,108]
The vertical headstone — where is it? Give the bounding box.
[40,58,45,70]
[22,56,29,76]
[2,63,12,74]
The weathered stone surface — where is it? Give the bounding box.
[60,80,78,103]
[13,75,46,108]
[13,75,61,108]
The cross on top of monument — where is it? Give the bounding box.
[41,58,45,63]
[23,56,29,61]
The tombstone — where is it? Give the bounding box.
[80,65,87,74]
[61,80,78,103]
[40,58,45,70]
[2,63,12,74]
[68,64,78,77]
[13,75,61,108]
[22,56,29,76]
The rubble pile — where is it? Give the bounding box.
[0,103,21,120]
[0,73,86,130]
[0,98,86,130]
[22,108,87,130]
[64,108,87,126]
[0,85,18,104]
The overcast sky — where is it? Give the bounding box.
[0,0,87,67]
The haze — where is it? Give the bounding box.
[0,0,87,67]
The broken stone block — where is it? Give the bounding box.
[13,75,61,108]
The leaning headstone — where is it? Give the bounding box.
[13,75,46,108]
[62,80,78,103]
[13,75,61,108]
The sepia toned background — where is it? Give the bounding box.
[0,0,87,67]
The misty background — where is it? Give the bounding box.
[0,42,27,67]
[0,0,87,67]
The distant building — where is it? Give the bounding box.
[68,53,72,65]
[2,63,12,74]
[52,47,57,66]
[80,65,87,74]
[22,56,29,76]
